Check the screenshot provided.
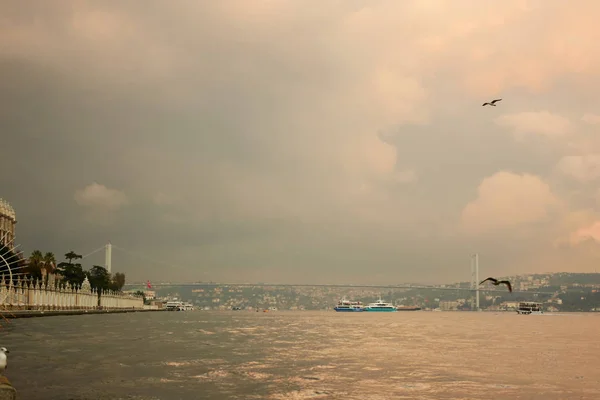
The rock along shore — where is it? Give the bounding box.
[0,308,165,319]
[0,376,16,400]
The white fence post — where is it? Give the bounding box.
[0,273,144,311]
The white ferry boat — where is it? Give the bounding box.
[333,298,364,312]
[516,302,543,315]
[364,297,396,312]
[166,301,194,311]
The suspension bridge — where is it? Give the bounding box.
[70,242,557,298]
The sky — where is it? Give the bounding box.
[2,0,600,285]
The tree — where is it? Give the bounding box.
[134,290,147,304]
[110,272,126,292]
[26,250,44,281]
[42,252,56,275]
[88,265,111,293]
[64,251,82,265]
[56,251,85,288]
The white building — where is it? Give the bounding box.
[0,198,16,247]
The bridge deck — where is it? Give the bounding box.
[123,282,554,295]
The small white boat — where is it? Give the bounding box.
[516,302,543,315]
[165,301,194,311]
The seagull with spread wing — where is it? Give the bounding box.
[479,277,512,293]
[482,99,502,107]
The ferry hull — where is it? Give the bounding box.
[364,308,397,312]
[516,310,543,315]
[334,307,364,312]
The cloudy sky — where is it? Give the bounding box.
[2,0,600,285]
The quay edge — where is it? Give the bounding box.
[1,308,166,319]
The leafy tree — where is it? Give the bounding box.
[110,272,126,292]
[56,251,85,288]
[88,265,111,293]
[64,251,82,265]
[134,290,147,304]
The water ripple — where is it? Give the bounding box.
[2,311,600,399]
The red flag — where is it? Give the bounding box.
[146,280,153,289]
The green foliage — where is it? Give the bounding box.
[88,265,112,293]
[27,249,44,280]
[43,252,56,274]
[134,290,147,303]
[49,250,127,295]
[56,262,86,288]
[64,250,82,265]
[558,289,600,312]
[110,272,126,291]
[56,251,85,288]
[549,273,600,286]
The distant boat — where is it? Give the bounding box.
[516,302,543,315]
[165,301,194,311]
[396,305,421,311]
[333,298,364,312]
[364,298,396,312]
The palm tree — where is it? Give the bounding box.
[42,252,56,275]
[27,250,44,280]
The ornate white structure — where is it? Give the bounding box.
[0,274,143,310]
[0,199,16,247]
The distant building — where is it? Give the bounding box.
[439,300,459,311]
[123,289,156,299]
[0,198,16,247]
[499,301,519,310]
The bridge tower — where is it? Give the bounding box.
[470,253,480,311]
[105,241,112,273]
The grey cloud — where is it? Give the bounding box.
[2,1,600,284]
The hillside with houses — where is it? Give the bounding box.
[130,273,600,312]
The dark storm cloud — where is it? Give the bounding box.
[2,1,600,283]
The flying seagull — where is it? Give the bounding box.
[479,277,512,293]
[482,99,502,107]
[0,347,8,375]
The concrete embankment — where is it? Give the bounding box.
[1,308,165,319]
[0,376,16,400]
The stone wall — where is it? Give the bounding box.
[0,274,143,311]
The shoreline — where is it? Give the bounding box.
[0,308,165,319]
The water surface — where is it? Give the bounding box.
[2,311,599,399]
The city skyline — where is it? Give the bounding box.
[2,1,600,284]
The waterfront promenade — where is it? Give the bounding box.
[0,274,144,313]
[1,307,163,319]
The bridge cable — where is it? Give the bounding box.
[81,246,107,260]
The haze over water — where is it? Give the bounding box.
[3,311,599,399]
